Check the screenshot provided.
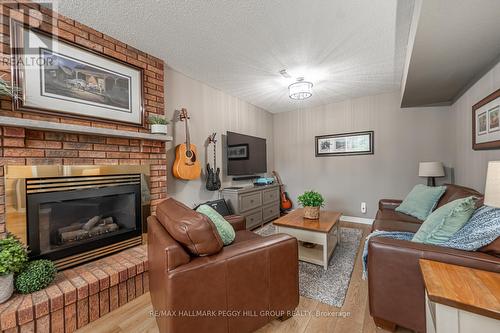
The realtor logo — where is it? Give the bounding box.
[4,1,57,59]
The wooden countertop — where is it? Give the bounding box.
[419,259,500,320]
[273,209,341,233]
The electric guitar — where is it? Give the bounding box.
[272,171,292,211]
[206,132,221,191]
[172,108,201,180]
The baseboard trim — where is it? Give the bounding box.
[340,215,374,225]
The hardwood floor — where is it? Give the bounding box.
[76,222,412,333]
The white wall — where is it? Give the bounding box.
[452,61,500,191]
[273,92,454,218]
[165,68,274,208]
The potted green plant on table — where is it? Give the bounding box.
[297,190,325,219]
[0,234,28,303]
[148,114,170,134]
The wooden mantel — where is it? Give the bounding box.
[0,116,173,142]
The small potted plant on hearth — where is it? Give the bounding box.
[15,259,57,294]
[297,190,325,219]
[148,114,170,135]
[0,234,28,303]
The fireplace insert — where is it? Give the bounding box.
[5,165,149,269]
[27,182,141,262]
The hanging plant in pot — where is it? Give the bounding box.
[297,190,325,219]
[148,115,170,135]
[0,234,28,303]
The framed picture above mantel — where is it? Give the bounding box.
[11,23,144,125]
[472,89,500,150]
[315,130,374,157]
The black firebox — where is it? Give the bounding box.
[26,174,142,267]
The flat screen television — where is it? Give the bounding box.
[226,131,267,176]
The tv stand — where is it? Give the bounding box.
[221,184,280,230]
[232,175,258,181]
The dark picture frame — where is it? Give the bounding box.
[472,89,500,150]
[315,130,374,157]
[10,22,145,126]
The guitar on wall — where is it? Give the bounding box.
[272,171,292,211]
[172,108,201,180]
[206,132,221,191]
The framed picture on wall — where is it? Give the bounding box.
[11,23,144,125]
[472,89,500,150]
[315,130,374,157]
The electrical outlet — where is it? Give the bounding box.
[361,202,367,214]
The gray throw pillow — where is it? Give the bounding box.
[395,184,446,220]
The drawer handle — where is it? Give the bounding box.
[250,200,254,203]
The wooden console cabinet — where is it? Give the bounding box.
[222,184,280,229]
[420,259,500,333]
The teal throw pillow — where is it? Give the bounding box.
[395,184,446,220]
[412,196,476,244]
[196,204,235,246]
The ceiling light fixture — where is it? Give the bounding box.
[289,77,313,100]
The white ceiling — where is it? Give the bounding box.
[401,0,500,107]
[51,0,414,113]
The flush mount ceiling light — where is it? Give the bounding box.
[288,77,313,100]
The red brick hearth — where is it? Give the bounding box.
[0,245,149,333]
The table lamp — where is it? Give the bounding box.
[419,162,445,186]
[484,161,500,208]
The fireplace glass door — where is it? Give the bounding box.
[27,183,141,261]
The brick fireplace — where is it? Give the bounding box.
[0,1,168,235]
[5,165,148,270]
[0,2,169,331]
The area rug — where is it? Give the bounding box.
[255,223,362,307]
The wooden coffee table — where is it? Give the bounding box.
[273,208,341,270]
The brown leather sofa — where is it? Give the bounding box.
[368,184,500,333]
[147,197,299,333]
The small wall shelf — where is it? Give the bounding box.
[0,116,173,142]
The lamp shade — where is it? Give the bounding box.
[484,161,500,208]
[418,162,445,177]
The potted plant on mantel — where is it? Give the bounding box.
[297,190,325,219]
[0,234,28,303]
[148,114,170,135]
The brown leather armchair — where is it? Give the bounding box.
[148,198,299,333]
[368,184,500,333]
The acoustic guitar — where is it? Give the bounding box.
[272,171,292,211]
[172,108,201,180]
